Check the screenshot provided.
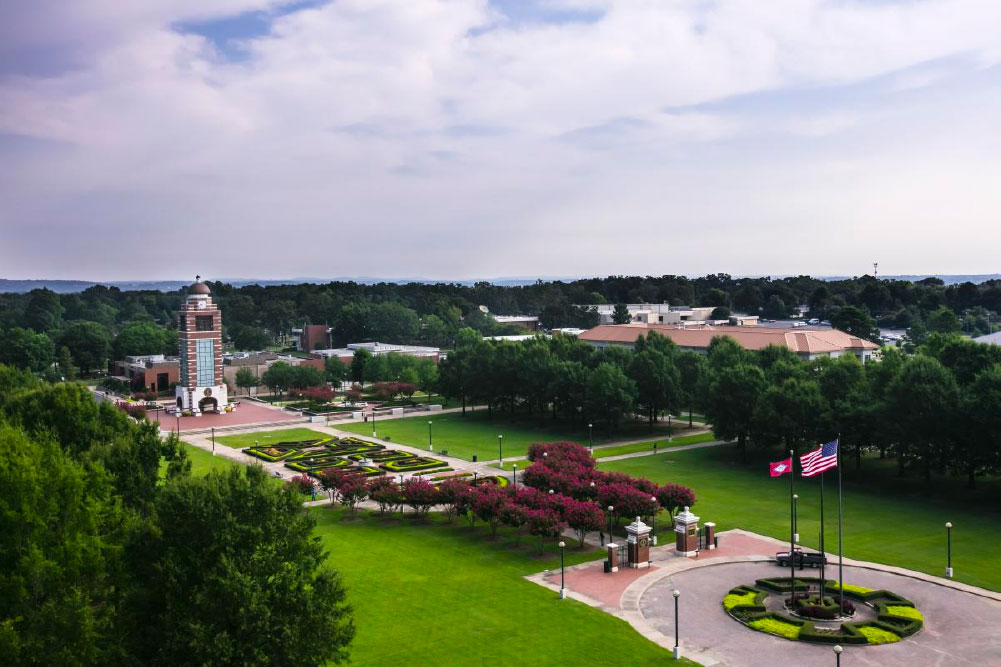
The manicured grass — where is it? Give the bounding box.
[215,427,331,449]
[591,433,718,459]
[311,507,697,666]
[601,445,1001,592]
[338,411,684,462]
[183,441,243,476]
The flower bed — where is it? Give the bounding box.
[724,579,922,646]
[381,457,448,472]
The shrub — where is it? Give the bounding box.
[834,583,873,596]
[723,591,758,611]
[748,617,801,640]
[337,476,369,513]
[856,625,900,644]
[797,605,837,620]
[381,457,447,472]
[884,605,922,621]
[287,474,315,495]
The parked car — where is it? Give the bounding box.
[776,547,827,568]
[808,318,820,325]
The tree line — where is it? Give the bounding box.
[0,366,354,666]
[1,274,998,377]
[437,329,1001,488]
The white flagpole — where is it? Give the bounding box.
[837,436,844,612]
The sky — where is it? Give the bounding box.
[1,0,1000,282]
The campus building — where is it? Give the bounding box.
[578,323,880,362]
[109,354,179,393]
[291,324,332,352]
[311,342,441,365]
[175,277,228,413]
[581,303,725,325]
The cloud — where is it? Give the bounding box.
[1,0,1000,280]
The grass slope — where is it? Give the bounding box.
[337,411,691,462]
[215,427,331,449]
[312,507,696,666]
[602,445,1001,592]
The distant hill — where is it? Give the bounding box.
[1,274,998,294]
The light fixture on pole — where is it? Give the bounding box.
[512,463,517,487]
[607,505,614,541]
[833,644,842,666]
[427,420,433,451]
[588,423,593,452]
[793,493,799,543]
[558,541,566,599]
[650,496,658,547]
[946,522,953,578]
[372,409,377,438]
[497,434,503,466]
[211,427,215,454]
[673,589,681,659]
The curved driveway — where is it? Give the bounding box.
[637,560,1001,667]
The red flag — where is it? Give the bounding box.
[770,458,792,477]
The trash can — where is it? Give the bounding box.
[603,560,612,574]
[472,454,478,462]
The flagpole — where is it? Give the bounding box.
[837,436,844,613]
[819,470,825,597]
[789,448,795,597]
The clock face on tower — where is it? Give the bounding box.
[196,300,207,309]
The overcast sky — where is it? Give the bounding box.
[1,0,1000,282]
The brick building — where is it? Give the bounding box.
[175,277,228,413]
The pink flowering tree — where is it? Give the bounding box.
[437,478,473,523]
[472,484,510,537]
[500,500,529,545]
[526,508,566,555]
[656,483,697,525]
[563,499,605,547]
[401,478,438,520]
[367,477,403,515]
[316,468,347,503]
[286,474,316,496]
[337,476,369,514]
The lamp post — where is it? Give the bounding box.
[428,420,433,451]
[607,505,614,541]
[512,463,517,487]
[673,589,681,659]
[946,522,953,578]
[650,496,658,547]
[175,413,180,435]
[372,409,377,438]
[473,471,478,483]
[497,434,503,466]
[833,644,842,666]
[793,493,799,543]
[588,423,593,452]
[558,541,566,599]
[211,427,215,454]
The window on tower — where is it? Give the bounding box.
[196,339,215,386]
[195,315,214,331]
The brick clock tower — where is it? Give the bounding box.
[175,276,227,414]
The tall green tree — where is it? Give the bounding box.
[704,364,765,462]
[611,303,631,324]
[0,327,54,372]
[234,366,261,396]
[585,362,637,430]
[57,346,77,381]
[750,377,829,457]
[23,288,64,332]
[112,320,175,359]
[888,356,958,482]
[0,424,119,666]
[260,361,293,400]
[121,466,354,666]
[829,306,880,342]
[960,365,1001,488]
[57,321,110,374]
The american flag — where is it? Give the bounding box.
[800,439,839,477]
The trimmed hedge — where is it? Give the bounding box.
[729,579,922,646]
[381,457,448,472]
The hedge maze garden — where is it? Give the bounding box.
[723,576,924,645]
[243,435,450,478]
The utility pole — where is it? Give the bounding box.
[873,262,878,277]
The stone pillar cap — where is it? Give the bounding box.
[675,506,700,525]
[626,516,651,534]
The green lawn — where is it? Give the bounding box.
[337,411,688,462]
[311,507,696,666]
[215,427,331,449]
[592,433,718,459]
[490,432,720,471]
[601,444,1001,592]
[184,441,243,476]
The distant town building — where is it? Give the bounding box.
[973,331,1001,346]
[291,324,332,352]
[581,303,719,325]
[311,342,441,365]
[175,277,228,413]
[578,323,879,362]
[493,315,540,331]
[110,354,179,393]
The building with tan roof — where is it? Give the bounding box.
[578,323,880,362]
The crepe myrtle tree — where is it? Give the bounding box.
[336,476,369,514]
[472,483,510,537]
[527,508,566,555]
[500,499,529,545]
[401,477,438,520]
[367,477,403,515]
[436,478,473,523]
[563,499,605,547]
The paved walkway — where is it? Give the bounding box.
[526,529,1001,666]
